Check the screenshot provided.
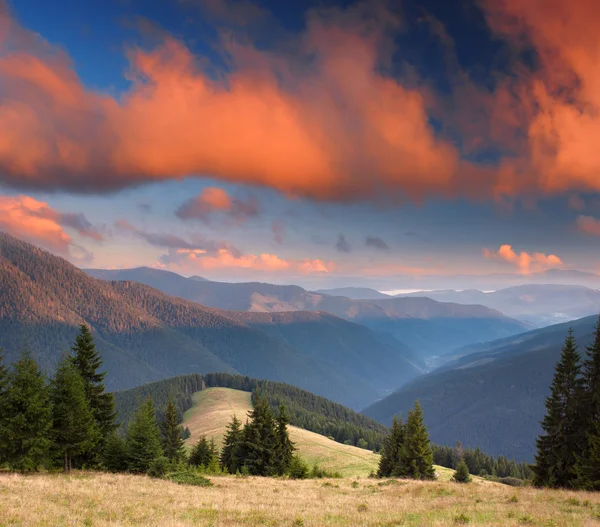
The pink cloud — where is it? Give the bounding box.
[576,215,600,236]
[175,187,259,224]
[483,244,563,274]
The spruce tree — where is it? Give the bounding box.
[533,329,584,488]
[274,404,295,475]
[102,433,128,473]
[125,396,163,473]
[452,459,472,483]
[189,435,213,468]
[3,351,53,472]
[241,393,278,476]
[220,415,243,474]
[71,325,117,461]
[51,357,100,472]
[0,349,9,465]
[403,401,435,480]
[575,317,600,489]
[160,400,186,463]
[377,415,405,478]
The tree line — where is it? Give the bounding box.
[533,319,600,489]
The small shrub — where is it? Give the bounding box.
[147,456,170,479]
[452,460,472,484]
[166,471,212,487]
[454,513,471,524]
[310,464,342,479]
[498,477,524,487]
[293,517,304,527]
[357,503,368,512]
[519,514,535,524]
[351,481,360,488]
[287,455,309,480]
[565,497,580,506]
[508,495,519,503]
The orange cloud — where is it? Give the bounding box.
[576,215,600,236]
[483,244,563,274]
[0,194,99,258]
[159,247,333,275]
[176,187,259,224]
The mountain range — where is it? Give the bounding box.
[86,267,528,357]
[0,233,421,409]
[363,313,600,461]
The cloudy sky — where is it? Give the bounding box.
[1,0,599,287]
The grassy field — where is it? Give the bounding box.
[182,387,380,477]
[2,471,600,526]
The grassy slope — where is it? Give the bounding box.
[2,472,600,527]
[183,387,380,477]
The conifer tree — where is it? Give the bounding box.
[102,433,128,473]
[2,351,53,472]
[189,435,214,468]
[0,349,9,465]
[51,357,100,472]
[533,329,584,488]
[160,399,186,463]
[241,393,278,476]
[403,401,435,480]
[220,415,243,474]
[125,396,163,473]
[377,415,405,478]
[575,317,600,489]
[452,459,472,483]
[71,325,117,461]
[274,404,295,475]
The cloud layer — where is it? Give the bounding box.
[483,244,563,274]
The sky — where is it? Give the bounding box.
[1,0,600,288]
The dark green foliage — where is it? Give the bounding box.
[452,460,472,483]
[71,325,117,459]
[125,396,163,473]
[240,393,279,476]
[160,400,186,463]
[403,402,435,480]
[189,435,215,468]
[533,329,584,488]
[377,416,405,478]
[2,351,52,472]
[147,456,170,478]
[102,433,128,472]
[0,349,9,465]
[274,404,295,475]
[220,415,243,474]
[165,471,212,487]
[287,455,310,479]
[51,357,100,472]
[181,427,191,440]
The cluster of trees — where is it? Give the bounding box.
[0,326,117,472]
[376,402,436,480]
[533,321,600,489]
[432,443,532,480]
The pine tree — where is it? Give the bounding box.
[377,415,405,478]
[575,317,600,489]
[220,415,243,474]
[0,349,9,465]
[533,329,584,488]
[452,459,472,483]
[160,400,186,463]
[125,396,163,473]
[51,357,100,472]
[403,401,435,480]
[71,325,117,462]
[274,404,295,475]
[2,351,53,472]
[189,435,214,468]
[102,433,128,472]
[240,393,278,476]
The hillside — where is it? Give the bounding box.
[182,387,380,477]
[364,314,600,461]
[87,267,528,357]
[0,233,418,409]
[398,284,600,327]
[314,287,392,300]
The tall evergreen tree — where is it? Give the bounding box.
[575,317,600,489]
[51,357,100,472]
[274,404,295,475]
[102,433,128,473]
[125,396,163,473]
[71,325,117,461]
[2,351,53,472]
[0,349,9,465]
[160,399,186,463]
[377,415,405,478]
[220,415,243,474]
[241,393,278,476]
[533,329,584,488]
[189,435,214,468]
[403,401,435,480]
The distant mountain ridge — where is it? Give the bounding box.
[363,314,600,460]
[87,267,528,357]
[0,232,420,409]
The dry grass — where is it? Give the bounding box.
[2,471,600,526]
[182,387,379,477]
